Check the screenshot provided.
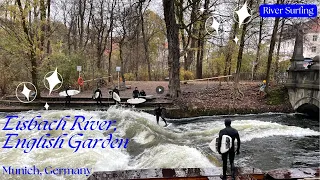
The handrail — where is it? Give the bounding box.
[83,76,113,83]
[181,75,232,83]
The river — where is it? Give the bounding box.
[0,106,319,180]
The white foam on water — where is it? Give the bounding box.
[133,130,155,144]
[0,107,319,180]
[133,144,218,169]
[231,120,320,142]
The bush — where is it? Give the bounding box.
[124,73,135,81]
[180,69,195,80]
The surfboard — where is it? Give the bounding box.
[127,98,146,104]
[164,123,172,128]
[209,135,237,154]
[112,92,121,102]
[92,92,100,99]
[59,90,80,97]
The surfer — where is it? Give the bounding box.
[112,87,120,104]
[132,87,139,98]
[94,88,102,105]
[218,119,241,180]
[154,104,168,126]
[65,86,71,106]
[113,86,120,96]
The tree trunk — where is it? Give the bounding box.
[140,6,152,81]
[196,32,203,79]
[17,0,41,98]
[234,0,253,86]
[79,0,86,49]
[265,1,281,92]
[40,0,46,52]
[119,39,125,83]
[46,0,51,54]
[163,0,181,99]
[108,30,113,82]
[253,0,265,80]
[275,19,285,82]
[224,0,240,76]
[185,1,199,71]
[195,0,209,79]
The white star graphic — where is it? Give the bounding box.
[235,1,251,28]
[46,68,62,95]
[21,84,31,101]
[199,7,205,13]
[210,18,220,35]
[44,102,49,110]
[233,36,239,44]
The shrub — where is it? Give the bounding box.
[180,69,195,80]
[124,73,135,81]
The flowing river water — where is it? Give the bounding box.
[0,106,319,180]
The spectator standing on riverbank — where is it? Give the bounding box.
[218,119,241,180]
[259,80,266,98]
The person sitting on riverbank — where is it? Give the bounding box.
[218,119,241,180]
[94,88,102,105]
[154,104,168,127]
[139,90,146,96]
[133,87,139,98]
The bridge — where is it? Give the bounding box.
[285,26,319,117]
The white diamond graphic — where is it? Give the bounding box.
[211,18,220,36]
[44,102,49,110]
[235,1,251,28]
[46,68,62,95]
[21,84,31,101]
[233,36,239,44]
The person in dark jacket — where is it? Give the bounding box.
[65,86,71,106]
[132,87,139,98]
[218,119,241,180]
[94,88,102,105]
[154,104,168,126]
[139,90,146,96]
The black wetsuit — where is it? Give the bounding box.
[140,91,146,96]
[112,89,120,104]
[94,89,102,105]
[133,90,139,98]
[154,107,168,126]
[65,87,71,106]
[218,126,241,179]
[113,88,119,96]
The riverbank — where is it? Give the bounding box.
[0,81,293,117]
[170,83,293,118]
